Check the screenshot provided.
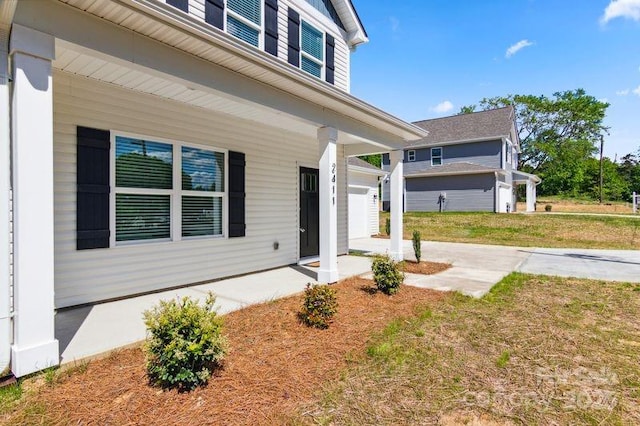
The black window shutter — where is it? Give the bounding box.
[264,0,279,57]
[325,34,335,84]
[287,8,300,67]
[167,0,189,13]
[77,126,110,250]
[205,0,224,30]
[228,151,246,238]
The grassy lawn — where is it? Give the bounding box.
[2,275,639,425]
[381,212,640,249]
[528,196,635,215]
[299,274,640,425]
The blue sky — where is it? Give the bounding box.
[349,0,640,159]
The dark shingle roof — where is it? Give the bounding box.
[348,157,382,171]
[405,162,501,177]
[408,106,515,148]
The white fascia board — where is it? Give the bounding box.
[409,134,507,150]
[406,169,506,179]
[112,0,422,140]
[348,165,386,176]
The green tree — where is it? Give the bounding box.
[463,89,609,197]
[358,154,382,168]
[618,150,640,201]
[458,105,477,115]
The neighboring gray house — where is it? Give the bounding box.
[382,107,540,213]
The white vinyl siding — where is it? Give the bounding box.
[53,71,348,308]
[348,171,379,237]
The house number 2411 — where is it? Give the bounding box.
[331,163,336,205]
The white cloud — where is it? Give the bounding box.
[633,85,640,96]
[599,98,609,103]
[616,89,630,96]
[601,0,640,24]
[389,16,400,33]
[505,40,534,58]
[430,101,454,114]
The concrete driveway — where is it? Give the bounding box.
[350,238,640,298]
[517,248,640,282]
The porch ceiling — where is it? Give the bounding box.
[54,43,319,140]
[24,0,428,150]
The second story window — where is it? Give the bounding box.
[407,150,416,162]
[431,147,443,166]
[300,21,324,78]
[227,0,262,47]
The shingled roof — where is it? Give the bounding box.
[404,162,503,178]
[408,106,516,148]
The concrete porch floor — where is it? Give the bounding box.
[56,255,374,366]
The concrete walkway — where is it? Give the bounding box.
[56,238,640,367]
[351,238,530,298]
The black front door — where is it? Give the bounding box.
[299,167,319,258]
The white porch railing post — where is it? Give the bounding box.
[9,24,59,377]
[389,150,404,261]
[317,127,339,283]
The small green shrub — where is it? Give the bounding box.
[300,283,338,329]
[545,204,552,212]
[412,230,421,262]
[385,217,391,235]
[143,293,228,391]
[372,254,404,295]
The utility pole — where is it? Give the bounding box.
[599,134,604,204]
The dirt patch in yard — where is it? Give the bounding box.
[2,278,444,425]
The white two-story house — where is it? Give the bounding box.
[0,0,425,377]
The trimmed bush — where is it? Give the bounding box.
[412,230,421,262]
[372,254,404,295]
[300,284,338,329]
[385,217,391,236]
[545,204,552,212]
[143,293,228,391]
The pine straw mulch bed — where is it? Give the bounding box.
[401,260,450,275]
[5,277,446,426]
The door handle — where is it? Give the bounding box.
[300,228,306,233]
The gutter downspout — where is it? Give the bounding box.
[0,0,16,378]
[494,172,500,213]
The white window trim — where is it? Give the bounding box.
[110,131,229,248]
[431,147,443,166]
[505,141,512,164]
[300,19,325,79]
[225,0,264,49]
[407,150,416,162]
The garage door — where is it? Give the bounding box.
[349,186,369,239]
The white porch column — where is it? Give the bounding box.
[317,127,339,283]
[526,180,535,212]
[10,24,59,377]
[389,150,404,261]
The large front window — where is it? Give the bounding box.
[113,135,225,245]
[227,0,262,47]
[300,21,324,78]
